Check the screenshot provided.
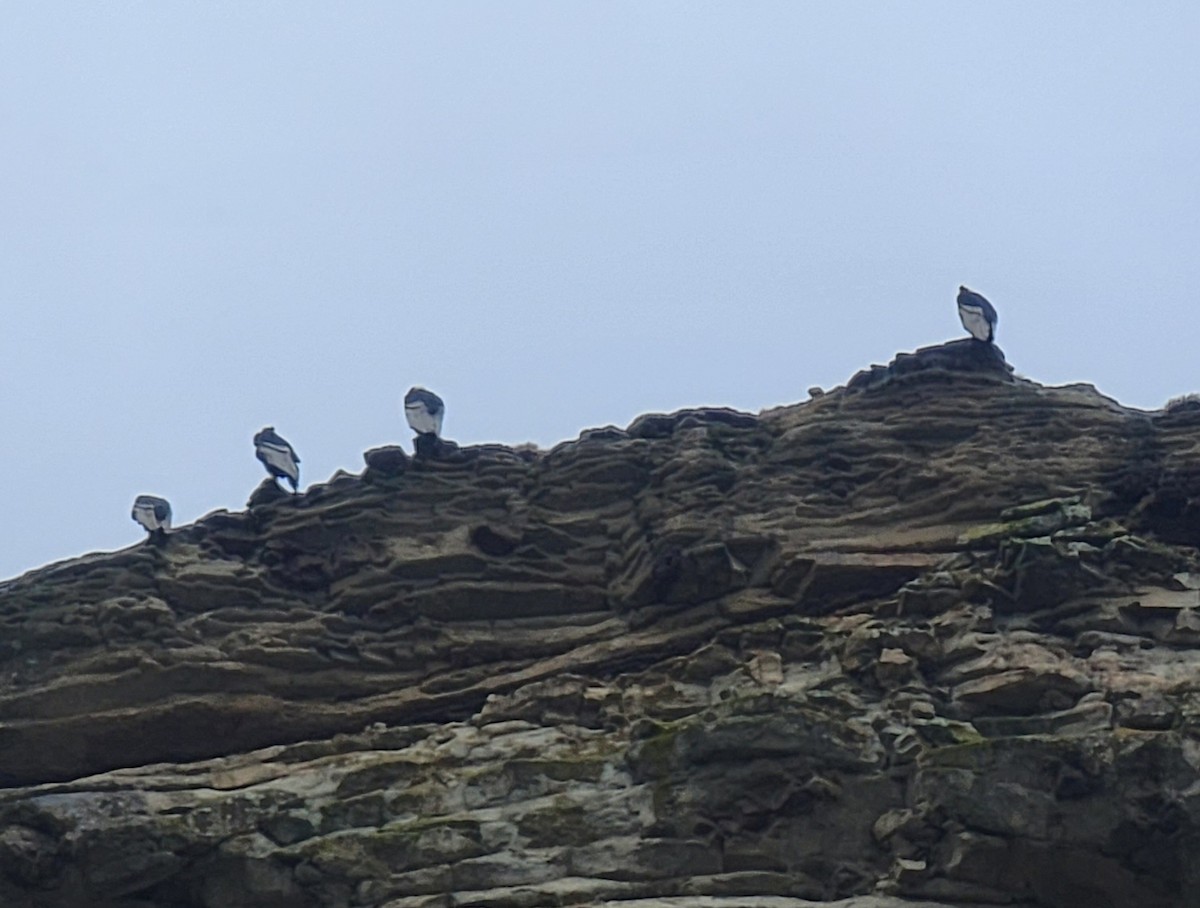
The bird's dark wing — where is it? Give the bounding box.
[405,387,445,415]
[957,287,998,323]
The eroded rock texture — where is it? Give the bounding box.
[2,340,1199,908]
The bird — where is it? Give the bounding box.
[131,495,172,542]
[404,386,445,438]
[254,427,301,492]
[957,286,998,343]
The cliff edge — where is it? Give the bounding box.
[1,339,1198,908]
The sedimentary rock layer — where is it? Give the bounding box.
[0,340,1198,907]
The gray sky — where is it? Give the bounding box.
[3,3,1199,580]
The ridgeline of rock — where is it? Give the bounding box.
[1,339,1199,908]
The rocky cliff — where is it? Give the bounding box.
[2,339,1199,908]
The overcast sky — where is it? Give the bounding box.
[3,3,1198,580]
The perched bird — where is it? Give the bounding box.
[404,386,445,437]
[131,495,172,541]
[254,427,301,492]
[957,285,998,343]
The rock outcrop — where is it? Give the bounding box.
[1,340,1199,908]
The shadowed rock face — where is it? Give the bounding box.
[1,342,1200,908]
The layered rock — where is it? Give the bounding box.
[1,340,1198,907]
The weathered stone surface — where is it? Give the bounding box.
[363,445,411,477]
[2,340,1200,907]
